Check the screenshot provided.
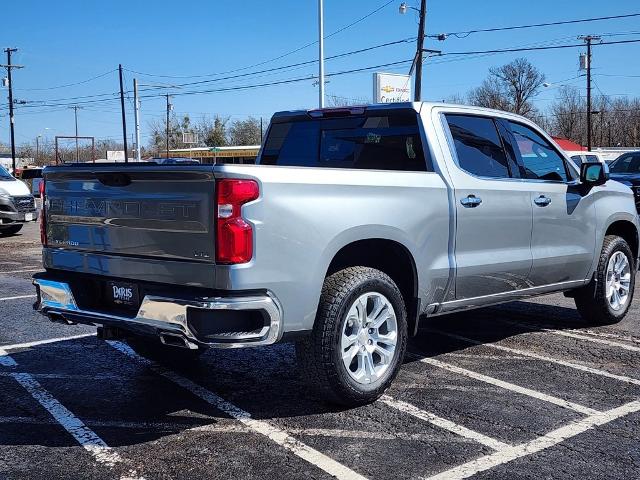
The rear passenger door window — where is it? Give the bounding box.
[508,122,571,182]
[444,114,511,178]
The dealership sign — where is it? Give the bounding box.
[373,72,411,103]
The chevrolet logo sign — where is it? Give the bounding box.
[381,85,395,93]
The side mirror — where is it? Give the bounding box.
[580,162,609,186]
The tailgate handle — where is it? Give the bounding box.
[96,172,131,187]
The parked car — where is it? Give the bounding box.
[33,103,638,406]
[16,167,44,197]
[151,157,200,165]
[566,150,606,165]
[0,164,38,236]
[608,151,640,211]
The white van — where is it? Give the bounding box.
[0,164,38,236]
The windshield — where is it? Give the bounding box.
[0,165,14,181]
[609,154,640,174]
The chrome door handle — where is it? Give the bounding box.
[460,195,482,208]
[534,195,552,207]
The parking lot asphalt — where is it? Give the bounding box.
[1,222,639,479]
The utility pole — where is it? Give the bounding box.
[36,135,41,163]
[1,48,24,173]
[118,64,129,163]
[165,94,172,159]
[69,106,81,162]
[318,0,325,108]
[579,35,600,152]
[414,0,427,101]
[133,78,141,161]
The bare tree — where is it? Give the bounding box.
[326,94,369,107]
[228,117,262,146]
[198,115,230,147]
[550,86,585,144]
[468,77,511,111]
[147,114,194,152]
[468,58,545,117]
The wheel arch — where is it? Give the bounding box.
[605,219,639,264]
[325,238,420,336]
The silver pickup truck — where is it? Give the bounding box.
[33,102,638,406]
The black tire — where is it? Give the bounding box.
[0,224,23,236]
[574,235,636,325]
[125,334,205,365]
[296,266,407,407]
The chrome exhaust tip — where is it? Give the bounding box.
[47,312,76,326]
[159,332,199,350]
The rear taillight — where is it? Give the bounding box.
[215,179,259,264]
[39,179,47,246]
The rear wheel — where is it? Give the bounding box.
[296,266,407,407]
[0,224,23,236]
[125,335,204,365]
[574,235,635,325]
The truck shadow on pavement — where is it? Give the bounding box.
[0,299,622,448]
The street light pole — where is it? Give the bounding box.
[318,0,325,108]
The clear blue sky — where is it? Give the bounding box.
[1,0,639,148]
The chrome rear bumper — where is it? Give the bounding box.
[33,278,282,349]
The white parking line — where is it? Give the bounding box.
[496,318,640,353]
[546,329,640,353]
[107,340,368,480]
[12,372,124,468]
[578,329,640,345]
[380,395,510,451]
[0,294,37,302]
[425,400,640,480]
[0,416,478,444]
[3,351,142,479]
[1,333,96,351]
[409,354,599,416]
[428,329,640,386]
[445,353,528,361]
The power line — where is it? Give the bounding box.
[127,0,396,80]
[439,37,640,56]
[6,38,640,111]
[10,59,412,109]
[9,37,413,107]
[429,12,640,39]
[14,69,116,91]
[135,38,414,92]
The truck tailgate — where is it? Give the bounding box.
[44,165,216,263]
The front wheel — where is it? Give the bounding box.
[296,267,407,407]
[574,235,635,325]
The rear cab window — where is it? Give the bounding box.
[444,114,515,179]
[260,109,431,172]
